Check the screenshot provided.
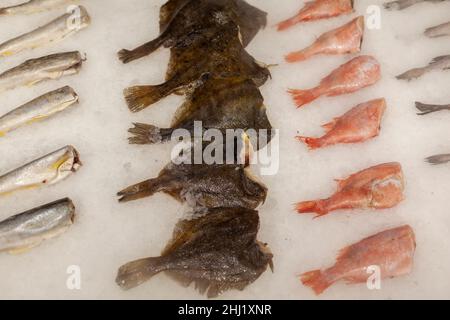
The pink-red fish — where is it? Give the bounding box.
[286,16,364,63]
[288,55,381,108]
[277,0,354,31]
[301,225,416,295]
[297,98,386,149]
[296,162,404,217]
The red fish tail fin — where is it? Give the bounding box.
[285,44,318,63]
[288,88,320,108]
[296,200,328,217]
[296,136,321,150]
[300,270,332,295]
[277,15,302,31]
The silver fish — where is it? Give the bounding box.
[396,55,450,81]
[0,198,75,254]
[425,21,450,38]
[0,145,82,196]
[0,51,85,93]
[0,86,79,136]
[426,154,450,165]
[384,0,448,10]
[416,101,450,115]
[0,0,79,16]
[0,5,90,58]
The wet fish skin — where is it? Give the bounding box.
[301,225,416,295]
[286,16,364,63]
[0,86,78,136]
[396,55,450,81]
[289,55,381,108]
[117,163,267,210]
[426,154,450,165]
[425,21,450,38]
[0,6,90,58]
[297,98,386,149]
[0,51,84,93]
[0,145,82,196]
[277,0,354,31]
[0,0,79,16]
[415,101,450,115]
[119,0,267,64]
[384,0,447,10]
[296,162,404,217]
[0,198,75,254]
[127,77,273,149]
[116,207,273,297]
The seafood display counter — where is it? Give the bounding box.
[0,0,450,299]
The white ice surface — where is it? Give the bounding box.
[0,0,449,300]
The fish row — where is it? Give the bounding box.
[0,1,90,254]
[115,0,275,298]
[385,2,450,164]
[277,1,416,295]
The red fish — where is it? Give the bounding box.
[296,162,404,217]
[277,0,354,31]
[288,55,381,108]
[301,225,416,295]
[297,98,386,149]
[286,16,364,63]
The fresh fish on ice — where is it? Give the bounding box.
[301,225,416,295]
[0,198,75,254]
[384,0,448,10]
[0,86,78,137]
[426,154,450,165]
[286,16,364,63]
[297,98,386,149]
[0,145,82,196]
[416,101,450,115]
[0,0,79,16]
[277,0,354,31]
[0,51,85,93]
[296,162,405,217]
[396,55,450,81]
[0,6,90,58]
[289,55,381,108]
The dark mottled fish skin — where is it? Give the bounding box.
[116,207,273,297]
[123,28,270,112]
[425,21,450,38]
[426,154,450,165]
[384,0,448,10]
[126,77,273,149]
[117,162,267,210]
[396,55,450,81]
[119,0,267,64]
[416,102,450,115]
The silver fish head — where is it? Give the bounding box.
[54,85,79,106]
[65,5,91,31]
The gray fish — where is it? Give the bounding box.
[116,207,273,297]
[0,51,85,93]
[396,55,450,81]
[0,198,75,254]
[416,101,450,115]
[384,0,448,10]
[0,0,79,16]
[0,86,79,136]
[425,21,450,38]
[426,154,450,165]
[0,145,82,196]
[0,6,90,58]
